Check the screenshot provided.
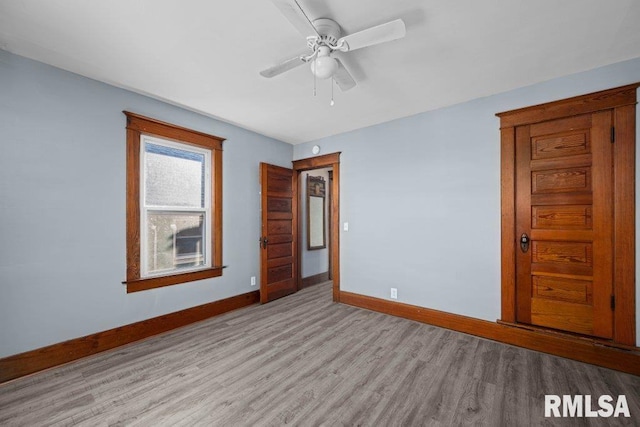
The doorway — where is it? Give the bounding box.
[299,167,333,290]
[498,83,637,346]
[260,153,341,303]
[293,153,341,302]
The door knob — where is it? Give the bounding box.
[261,237,268,249]
[520,233,530,253]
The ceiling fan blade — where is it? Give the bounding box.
[270,0,319,37]
[332,58,356,91]
[260,52,309,78]
[338,19,406,52]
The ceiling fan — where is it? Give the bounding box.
[260,0,406,92]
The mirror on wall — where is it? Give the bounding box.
[307,175,326,250]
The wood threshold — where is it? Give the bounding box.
[0,290,259,384]
[496,320,640,353]
[339,291,640,376]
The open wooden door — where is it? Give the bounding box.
[260,163,297,303]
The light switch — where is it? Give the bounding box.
[343,222,349,231]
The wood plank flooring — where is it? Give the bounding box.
[1,282,639,426]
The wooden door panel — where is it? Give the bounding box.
[532,205,592,229]
[533,275,592,304]
[264,275,296,296]
[268,242,292,259]
[515,112,613,338]
[531,131,590,160]
[267,197,292,213]
[260,163,297,303]
[268,263,293,283]
[531,298,594,336]
[267,219,292,235]
[267,173,293,193]
[531,167,591,194]
[531,241,593,266]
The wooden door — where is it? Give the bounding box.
[515,112,613,338]
[260,163,297,303]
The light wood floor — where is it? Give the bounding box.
[1,282,638,426]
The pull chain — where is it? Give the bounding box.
[313,63,317,97]
[330,78,335,106]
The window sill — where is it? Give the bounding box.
[124,267,223,293]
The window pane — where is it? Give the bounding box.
[146,212,205,274]
[145,142,205,208]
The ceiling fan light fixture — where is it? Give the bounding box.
[310,55,338,79]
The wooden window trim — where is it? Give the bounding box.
[496,83,638,345]
[123,112,224,293]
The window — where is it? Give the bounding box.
[142,138,210,276]
[124,112,224,293]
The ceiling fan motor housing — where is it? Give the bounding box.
[312,18,341,46]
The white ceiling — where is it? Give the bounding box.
[1,1,640,144]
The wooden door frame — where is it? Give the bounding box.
[293,152,341,302]
[328,170,333,280]
[497,83,639,346]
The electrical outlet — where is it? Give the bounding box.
[390,288,398,299]
[251,276,256,286]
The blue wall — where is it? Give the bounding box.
[294,57,640,343]
[2,48,639,358]
[0,50,292,358]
